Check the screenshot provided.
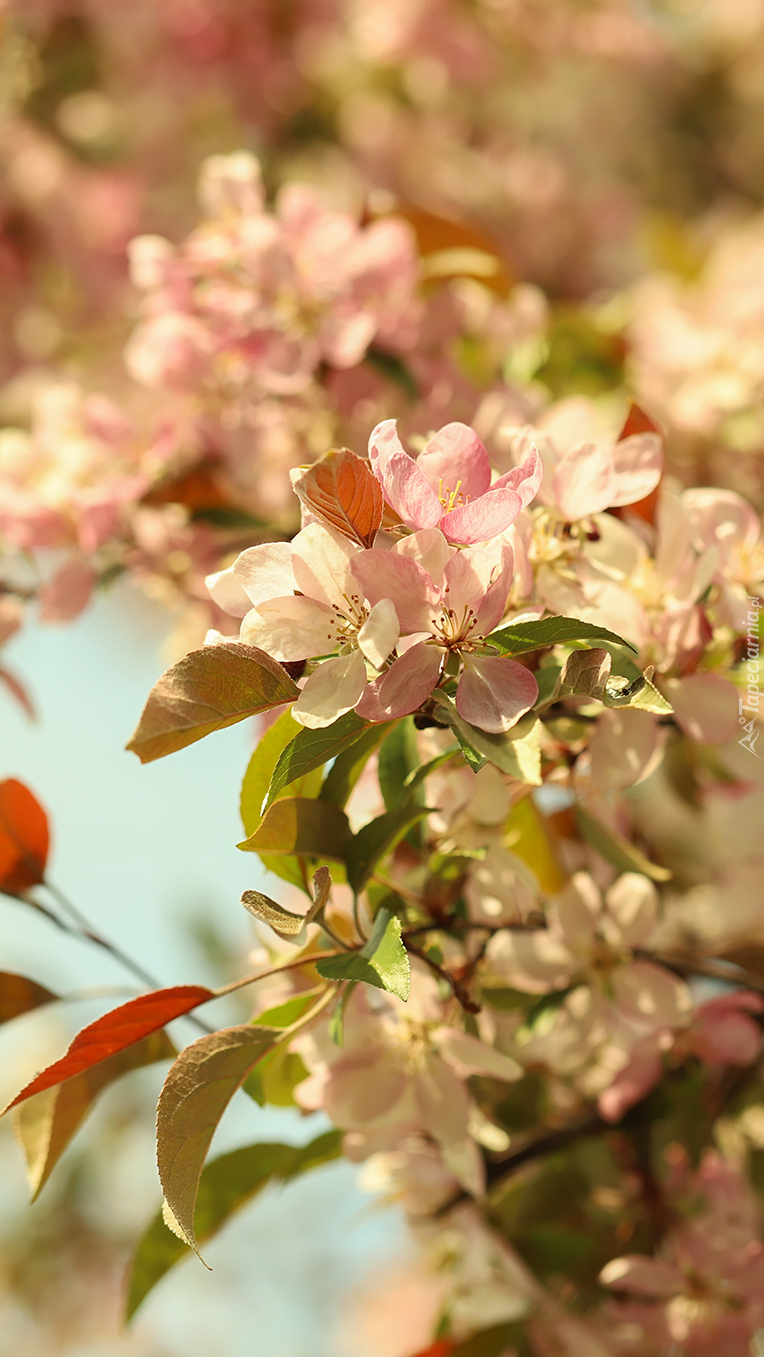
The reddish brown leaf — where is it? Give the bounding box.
[3,985,213,1112]
[142,459,231,512]
[406,1344,455,1357]
[293,448,383,549]
[0,972,57,1024]
[393,205,514,295]
[0,779,50,895]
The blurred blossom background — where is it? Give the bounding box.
[3,0,764,1352]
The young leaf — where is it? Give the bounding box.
[292,448,383,549]
[2,986,213,1112]
[378,718,421,812]
[240,709,301,836]
[126,1130,342,1319]
[156,1025,281,1253]
[320,721,396,807]
[316,908,410,1000]
[0,971,57,1023]
[488,616,637,656]
[241,868,329,942]
[14,1030,175,1200]
[554,648,612,701]
[576,807,672,881]
[266,712,375,808]
[346,806,431,893]
[603,668,673,715]
[126,643,299,764]
[0,779,50,895]
[432,694,542,785]
[238,798,351,861]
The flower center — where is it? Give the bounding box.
[438,478,470,513]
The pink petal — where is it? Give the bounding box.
[355,642,444,721]
[382,451,442,529]
[600,1254,683,1297]
[664,673,740,744]
[440,487,522,544]
[456,654,538,733]
[240,595,335,661]
[551,442,616,521]
[608,433,663,507]
[368,417,406,478]
[292,650,368,728]
[598,1040,664,1124]
[493,441,543,508]
[416,422,492,500]
[350,550,439,634]
[39,555,95,623]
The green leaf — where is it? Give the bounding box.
[488,616,637,657]
[240,709,301,836]
[238,798,351,861]
[320,721,396,807]
[126,1130,342,1320]
[126,643,299,764]
[14,1030,175,1201]
[156,1025,281,1254]
[316,908,410,1000]
[365,346,420,401]
[432,694,542,785]
[401,746,460,802]
[378,718,421,812]
[602,671,673,715]
[346,806,431,893]
[328,983,357,1045]
[576,807,672,881]
[266,712,379,809]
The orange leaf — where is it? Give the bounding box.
[3,985,213,1112]
[406,1344,455,1357]
[0,779,50,895]
[293,448,383,549]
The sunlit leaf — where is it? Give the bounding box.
[126,643,299,764]
[238,798,351,861]
[488,616,637,656]
[378,718,421,813]
[576,807,672,881]
[346,806,431,893]
[241,867,329,941]
[2,986,213,1112]
[292,448,383,549]
[126,1130,342,1319]
[266,712,378,808]
[602,668,673,715]
[156,1025,280,1253]
[432,695,542,785]
[316,908,410,1000]
[240,709,302,836]
[14,1030,175,1200]
[0,779,50,895]
[319,721,396,807]
[0,971,57,1024]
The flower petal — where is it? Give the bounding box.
[612,960,692,1031]
[358,597,399,668]
[355,642,444,721]
[456,654,538,733]
[608,433,663,507]
[604,874,658,948]
[205,565,252,617]
[240,595,334,661]
[290,523,358,606]
[432,1028,522,1082]
[440,487,522,544]
[292,650,368,728]
[663,673,740,745]
[368,417,406,478]
[351,549,439,634]
[552,442,616,521]
[416,422,492,500]
[485,928,575,994]
[392,528,453,588]
[231,541,296,606]
[492,441,543,509]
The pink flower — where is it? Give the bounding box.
[369,419,541,545]
[350,529,538,731]
[688,991,763,1067]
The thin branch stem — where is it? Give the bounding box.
[43,882,163,991]
[406,943,481,1014]
[214,949,346,999]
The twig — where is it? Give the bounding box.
[406,943,481,1014]
[214,949,347,999]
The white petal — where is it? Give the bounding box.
[292,650,368,728]
[240,595,334,661]
[357,598,399,668]
[291,523,359,607]
[603,874,658,948]
[485,929,575,993]
[432,1028,522,1082]
[232,542,296,606]
[205,565,251,617]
